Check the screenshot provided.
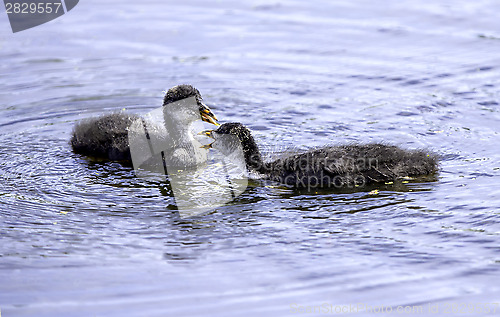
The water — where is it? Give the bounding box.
[1,0,500,316]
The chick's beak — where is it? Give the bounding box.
[199,102,220,126]
[198,130,215,139]
[200,142,213,150]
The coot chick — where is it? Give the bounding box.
[70,85,218,162]
[204,123,439,189]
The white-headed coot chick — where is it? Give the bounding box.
[70,85,218,162]
[203,123,439,189]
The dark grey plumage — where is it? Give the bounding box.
[71,112,139,161]
[163,84,202,105]
[70,84,215,162]
[211,123,439,189]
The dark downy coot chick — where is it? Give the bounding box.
[206,123,439,189]
[70,84,218,161]
[71,112,139,161]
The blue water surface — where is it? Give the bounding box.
[1,1,500,316]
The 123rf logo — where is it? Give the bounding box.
[3,0,78,32]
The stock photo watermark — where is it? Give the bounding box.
[3,0,79,32]
[290,302,500,315]
[128,96,248,219]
